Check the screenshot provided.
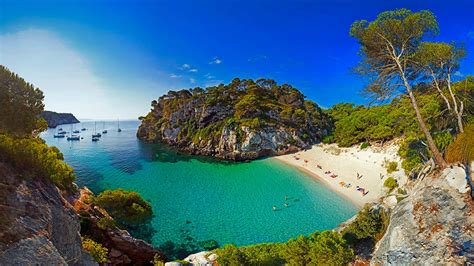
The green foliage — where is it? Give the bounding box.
[342,205,390,243]
[92,189,153,226]
[97,217,116,230]
[215,244,248,266]
[82,238,108,263]
[360,142,371,149]
[0,65,46,137]
[386,161,398,174]
[0,134,76,190]
[215,231,353,265]
[433,131,454,151]
[309,231,354,265]
[326,94,442,147]
[398,137,426,175]
[281,236,311,265]
[384,177,399,192]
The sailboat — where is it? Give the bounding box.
[117,118,122,132]
[92,122,102,140]
[54,128,65,138]
[81,123,87,131]
[102,121,108,134]
[67,124,80,141]
[73,123,80,134]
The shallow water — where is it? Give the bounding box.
[41,120,357,251]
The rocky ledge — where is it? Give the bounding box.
[0,162,95,265]
[372,165,474,264]
[40,110,80,128]
[137,78,331,160]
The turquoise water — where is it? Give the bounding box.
[41,120,357,251]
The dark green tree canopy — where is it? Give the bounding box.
[0,65,46,136]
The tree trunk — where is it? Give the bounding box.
[446,73,464,133]
[397,65,447,169]
[430,69,451,110]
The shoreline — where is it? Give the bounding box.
[273,143,407,208]
[274,157,365,208]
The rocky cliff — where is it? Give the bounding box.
[40,110,80,128]
[0,162,96,265]
[137,78,331,160]
[372,165,474,264]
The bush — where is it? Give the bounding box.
[215,244,248,265]
[82,238,108,263]
[360,142,371,149]
[0,134,75,190]
[215,231,354,265]
[342,205,390,242]
[97,217,116,230]
[386,161,398,173]
[309,231,354,265]
[92,189,152,226]
[384,177,398,192]
[321,135,335,144]
[445,124,474,164]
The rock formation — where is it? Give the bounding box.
[372,166,474,264]
[40,110,80,128]
[0,162,96,265]
[74,187,164,265]
[137,79,331,160]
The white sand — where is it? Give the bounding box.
[274,143,406,208]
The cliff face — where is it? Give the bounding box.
[40,110,80,128]
[0,162,96,265]
[137,79,331,160]
[372,166,474,264]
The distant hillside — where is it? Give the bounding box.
[137,78,332,160]
[39,111,80,128]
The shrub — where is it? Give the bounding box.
[92,189,152,226]
[321,135,335,144]
[0,134,75,190]
[360,142,371,149]
[82,238,108,263]
[445,124,474,164]
[281,236,311,265]
[215,244,248,265]
[309,231,354,265]
[384,177,398,192]
[386,161,398,173]
[342,205,390,242]
[97,217,116,230]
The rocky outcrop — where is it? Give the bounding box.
[40,110,80,128]
[0,162,96,265]
[137,79,330,160]
[74,187,164,265]
[372,166,474,264]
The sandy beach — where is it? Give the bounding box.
[274,143,407,208]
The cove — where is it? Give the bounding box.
[41,120,358,255]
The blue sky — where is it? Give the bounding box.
[1,0,473,119]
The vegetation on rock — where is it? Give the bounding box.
[82,238,109,263]
[138,78,331,160]
[92,188,153,226]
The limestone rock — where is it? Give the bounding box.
[372,166,474,265]
[0,163,96,265]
